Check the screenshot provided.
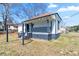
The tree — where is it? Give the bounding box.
[0,3,49,45]
[0,3,11,42]
[22,3,48,19]
[0,4,17,42]
[1,3,9,42]
[32,3,48,16]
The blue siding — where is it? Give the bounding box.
[33,27,50,32]
[27,32,32,38]
[18,32,60,40]
[32,33,60,40]
[48,33,60,40]
[32,33,49,40]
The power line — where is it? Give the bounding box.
[62,12,79,27]
[70,12,79,17]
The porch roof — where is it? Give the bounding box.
[24,12,62,24]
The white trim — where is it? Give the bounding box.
[32,32,50,35]
[27,32,32,33]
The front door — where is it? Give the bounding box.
[26,24,32,38]
[27,24,29,32]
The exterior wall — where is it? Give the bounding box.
[51,14,61,34]
[18,24,26,33]
[55,14,62,33]
[32,18,50,33]
[0,22,4,30]
[18,13,61,40]
[18,25,22,33]
[51,20,56,34]
[32,32,49,40]
[18,24,27,39]
[32,33,60,40]
[8,26,17,31]
[49,33,60,40]
[0,25,3,29]
[29,17,60,40]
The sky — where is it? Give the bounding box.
[47,3,79,26]
[0,3,79,27]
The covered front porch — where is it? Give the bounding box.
[23,15,57,40]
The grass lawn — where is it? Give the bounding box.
[0,32,79,56]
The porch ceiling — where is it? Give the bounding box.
[24,13,57,24]
[24,18,47,24]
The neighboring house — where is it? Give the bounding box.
[58,27,67,33]
[8,24,18,31]
[18,12,62,40]
[0,19,18,32]
[7,19,18,32]
[0,21,4,31]
[18,23,24,33]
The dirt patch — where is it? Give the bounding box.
[0,32,79,56]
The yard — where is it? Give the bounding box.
[0,32,79,56]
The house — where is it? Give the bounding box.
[8,24,18,31]
[18,23,26,39]
[0,19,18,32]
[18,12,62,40]
[18,23,23,33]
[7,19,18,32]
[0,21,4,31]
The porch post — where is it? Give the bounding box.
[29,23,32,38]
[22,22,24,45]
[47,20,50,33]
[54,19,57,39]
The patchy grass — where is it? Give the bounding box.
[0,32,79,56]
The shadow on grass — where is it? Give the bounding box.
[24,39,33,45]
[0,38,33,46]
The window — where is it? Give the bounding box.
[58,21,60,30]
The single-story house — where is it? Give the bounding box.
[18,12,62,40]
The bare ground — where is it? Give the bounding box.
[0,32,79,56]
